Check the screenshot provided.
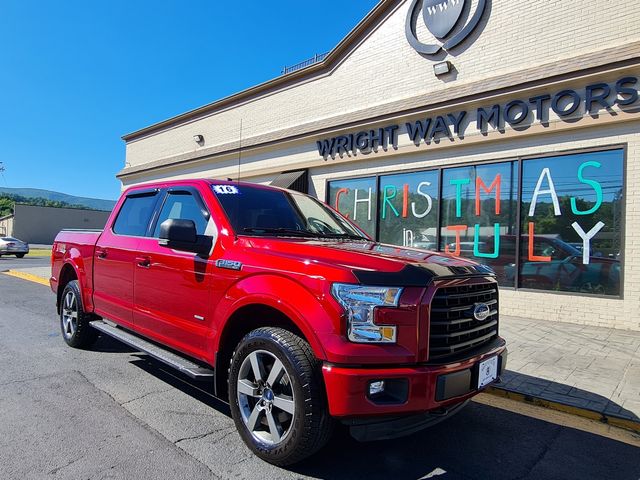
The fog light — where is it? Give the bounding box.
[366,378,410,405]
[369,380,385,396]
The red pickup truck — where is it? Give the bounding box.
[51,179,506,466]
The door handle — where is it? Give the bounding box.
[136,256,151,268]
[96,249,108,259]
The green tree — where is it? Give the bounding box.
[0,194,99,217]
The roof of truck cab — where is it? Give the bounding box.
[123,179,292,194]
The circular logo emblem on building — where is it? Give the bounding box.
[472,302,491,321]
[405,0,488,56]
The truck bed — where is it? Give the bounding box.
[50,229,103,299]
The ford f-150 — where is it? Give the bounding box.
[50,179,506,466]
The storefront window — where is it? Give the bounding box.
[327,177,377,238]
[378,170,439,249]
[440,162,519,286]
[520,150,623,296]
[326,148,624,297]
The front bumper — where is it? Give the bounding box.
[322,338,506,417]
[346,399,470,442]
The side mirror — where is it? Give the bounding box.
[158,219,212,256]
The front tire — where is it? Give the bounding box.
[60,280,98,348]
[16,253,25,258]
[228,327,333,466]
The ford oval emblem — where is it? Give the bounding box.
[422,0,465,39]
[473,303,491,321]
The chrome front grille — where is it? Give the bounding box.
[428,282,499,360]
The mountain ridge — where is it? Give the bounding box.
[0,187,116,211]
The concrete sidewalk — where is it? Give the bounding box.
[496,315,640,428]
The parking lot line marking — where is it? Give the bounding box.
[3,270,50,287]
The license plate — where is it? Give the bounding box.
[477,356,498,389]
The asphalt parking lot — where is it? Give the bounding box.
[0,254,50,272]
[1,273,639,480]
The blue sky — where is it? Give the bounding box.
[0,0,378,200]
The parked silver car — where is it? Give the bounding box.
[0,237,29,258]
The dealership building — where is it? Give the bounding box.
[117,0,640,331]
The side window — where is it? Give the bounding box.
[153,192,209,237]
[112,193,158,237]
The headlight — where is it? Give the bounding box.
[331,283,403,344]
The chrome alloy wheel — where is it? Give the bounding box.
[237,350,295,445]
[61,291,78,339]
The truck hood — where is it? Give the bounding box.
[242,237,494,285]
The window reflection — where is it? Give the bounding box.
[327,177,377,238]
[440,162,518,287]
[326,148,624,297]
[520,150,623,295]
[378,170,439,250]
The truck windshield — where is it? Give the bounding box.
[212,184,368,239]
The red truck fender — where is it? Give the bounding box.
[212,274,339,362]
[57,249,95,313]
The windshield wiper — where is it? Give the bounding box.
[242,228,319,238]
[242,228,367,241]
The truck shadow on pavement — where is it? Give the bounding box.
[128,354,640,480]
[92,333,138,354]
[129,355,231,415]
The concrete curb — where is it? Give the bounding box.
[3,270,50,287]
[486,386,640,434]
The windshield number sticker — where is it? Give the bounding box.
[213,185,239,195]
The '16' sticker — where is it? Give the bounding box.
[213,185,239,194]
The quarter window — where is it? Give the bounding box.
[112,193,158,237]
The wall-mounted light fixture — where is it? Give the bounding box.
[194,134,204,144]
[433,61,452,76]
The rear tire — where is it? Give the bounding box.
[228,327,333,466]
[60,280,98,348]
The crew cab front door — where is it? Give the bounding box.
[133,187,216,361]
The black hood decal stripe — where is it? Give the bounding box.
[352,264,495,287]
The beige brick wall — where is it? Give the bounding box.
[124,0,640,168]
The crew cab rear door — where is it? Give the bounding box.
[133,186,217,360]
[93,188,161,328]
